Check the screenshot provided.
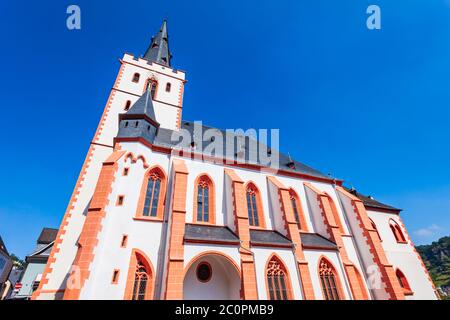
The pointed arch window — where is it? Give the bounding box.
[145,79,158,99]
[193,175,215,224]
[136,167,166,220]
[369,218,382,242]
[324,193,345,234]
[266,256,293,300]
[390,220,406,243]
[319,258,343,300]
[246,183,265,228]
[396,268,413,295]
[289,189,307,231]
[124,250,154,300]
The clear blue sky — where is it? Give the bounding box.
[1,0,449,258]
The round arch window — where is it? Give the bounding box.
[196,262,212,283]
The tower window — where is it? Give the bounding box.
[116,195,124,206]
[125,121,129,128]
[135,121,139,127]
[132,73,140,83]
[124,100,131,111]
[146,79,158,99]
[123,167,129,176]
[166,82,171,92]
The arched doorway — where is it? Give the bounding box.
[183,252,241,300]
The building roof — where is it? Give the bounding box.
[0,235,9,256]
[345,187,401,212]
[300,233,338,250]
[150,121,332,181]
[124,89,158,121]
[250,230,292,247]
[143,20,172,67]
[184,224,240,244]
[37,228,58,245]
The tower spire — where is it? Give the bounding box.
[143,20,172,67]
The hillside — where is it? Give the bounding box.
[416,236,450,296]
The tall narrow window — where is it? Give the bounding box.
[132,260,149,300]
[246,183,264,227]
[166,82,171,92]
[124,250,154,300]
[396,269,412,294]
[319,258,343,300]
[143,172,161,217]
[124,100,131,111]
[325,193,345,233]
[136,167,166,220]
[145,79,158,99]
[132,73,140,83]
[370,218,382,242]
[266,255,292,300]
[390,220,406,243]
[193,175,215,224]
[289,189,307,231]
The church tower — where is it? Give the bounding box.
[32,20,186,300]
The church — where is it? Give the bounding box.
[32,20,438,300]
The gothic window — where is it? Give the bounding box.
[325,193,345,233]
[132,260,149,300]
[136,167,166,220]
[266,256,292,300]
[194,175,214,224]
[143,171,161,217]
[166,82,171,92]
[369,218,382,242]
[289,189,307,231]
[390,220,406,243]
[319,258,342,300]
[146,79,158,99]
[246,183,264,227]
[396,269,412,294]
[132,73,140,83]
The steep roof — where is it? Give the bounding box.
[124,89,157,121]
[143,20,172,66]
[345,187,401,212]
[37,228,58,245]
[150,121,332,181]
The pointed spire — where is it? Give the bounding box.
[126,88,157,121]
[117,88,160,144]
[143,20,172,66]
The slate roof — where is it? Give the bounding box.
[37,228,58,245]
[150,121,332,181]
[124,89,158,121]
[143,20,172,67]
[184,224,240,244]
[345,187,401,212]
[300,233,338,250]
[250,229,292,247]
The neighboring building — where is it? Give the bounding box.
[14,228,57,299]
[1,267,23,300]
[32,20,438,300]
[0,236,13,299]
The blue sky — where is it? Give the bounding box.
[1,0,449,258]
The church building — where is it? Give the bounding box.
[32,20,438,300]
